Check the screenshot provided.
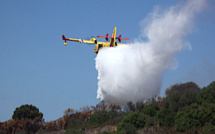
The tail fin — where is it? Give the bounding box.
[110,27,117,47]
[62,35,66,40]
[62,35,67,45]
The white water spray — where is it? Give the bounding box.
[95,0,206,105]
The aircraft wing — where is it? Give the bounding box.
[116,43,127,46]
[62,35,96,45]
[81,40,95,44]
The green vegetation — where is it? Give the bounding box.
[64,128,85,134]
[175,103,215,132]
[12,104,43,120]
[116,81,215,134]
[0,105,43,134]
[198,81,215,104]
[1,81,215,134]
[87,110,121,126]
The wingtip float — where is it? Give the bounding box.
[62,27,129,54]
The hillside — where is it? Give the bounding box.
[1,81,215,134]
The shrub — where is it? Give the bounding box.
[198,81,215,104]
[156,108,175,127]
[64,128,85,134]
[175,103,215,132]
[87,110,119,126]
[142,102,159,117]
[117,123,137,134]
[164,82,200,112]
[199,122,215,133]
[117,112,146,131]
[66,117,84,129]
[0,130,6,134]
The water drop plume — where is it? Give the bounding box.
[95,0,206,105]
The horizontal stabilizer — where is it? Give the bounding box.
[97,33,114,41]
[97,36,113,38]
[97,34,129,42]
[116,35,129,42]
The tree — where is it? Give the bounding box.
[157,108,175,127]
[127,101,135,112]
[175,103,215,132]
[12,104,43,120]
[165,82,200,96]
[142,102,159,117]
[135,101,144,111]
[164,82,200,112]
[198,81,215,104]
[117,111,149,132]
[117,122,137,134]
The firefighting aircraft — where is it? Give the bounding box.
[62,27,129,54]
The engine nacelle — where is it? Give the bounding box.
[90,38,97,44]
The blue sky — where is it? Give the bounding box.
[0,0,214,122]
